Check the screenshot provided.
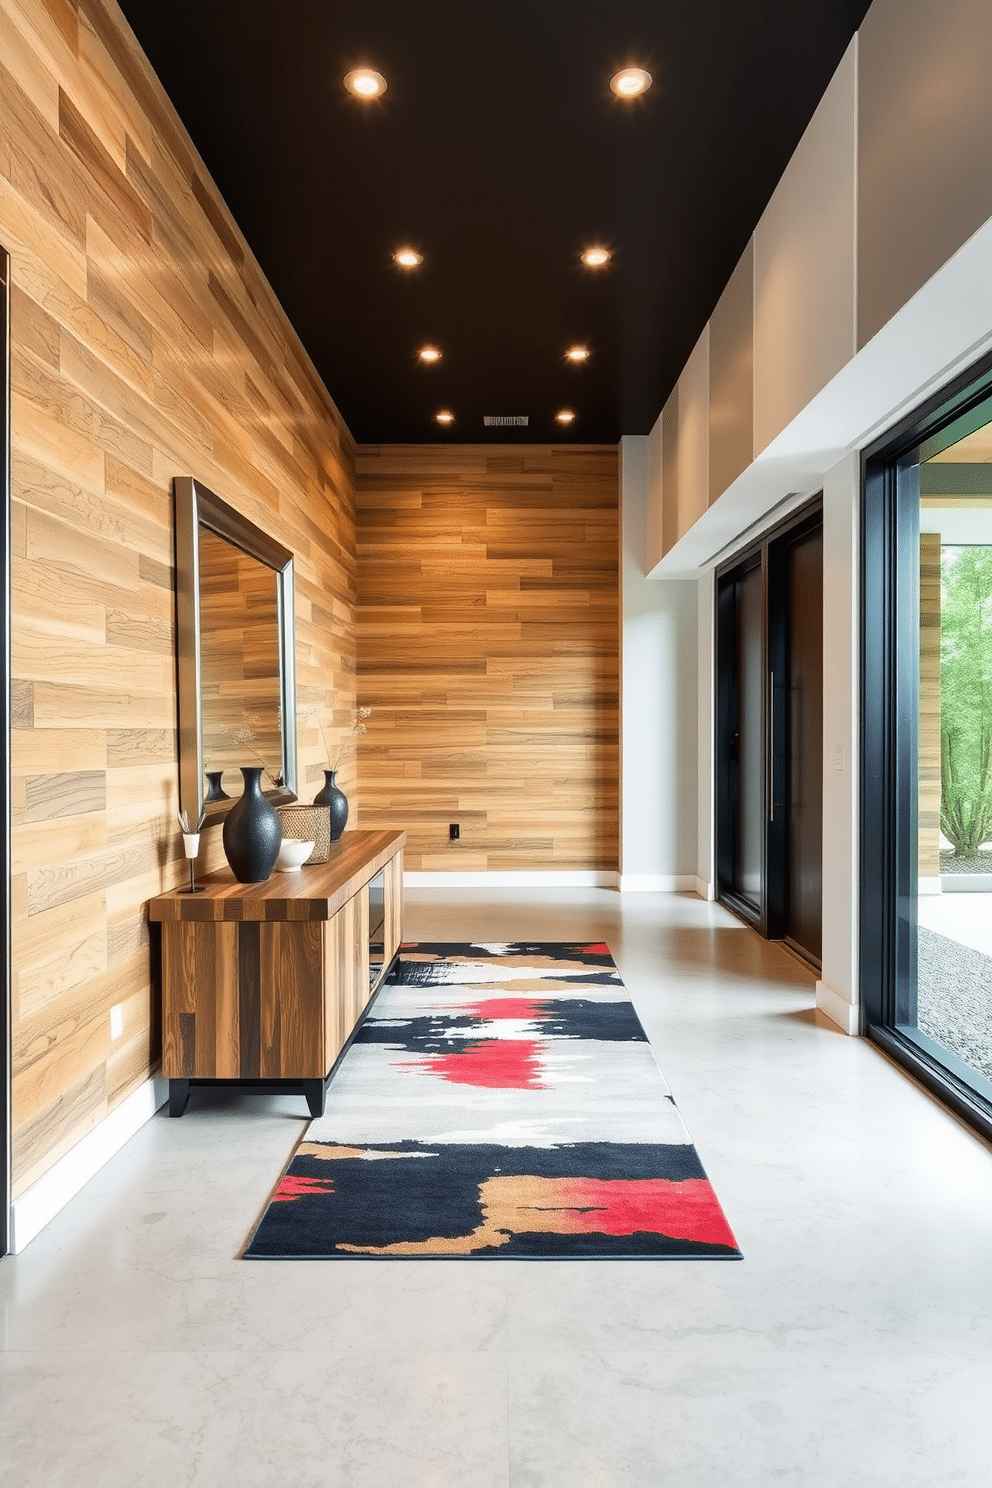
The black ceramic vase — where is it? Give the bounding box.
[314,769,349,841]
[204,770,230,803]
[222,767,283,882]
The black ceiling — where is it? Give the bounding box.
[116,1,872,444]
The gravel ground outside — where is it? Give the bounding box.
[917,925,992,1083]
[940,848,992,876]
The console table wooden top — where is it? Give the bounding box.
[148,829,405,923]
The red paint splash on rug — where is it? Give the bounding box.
[549,1178,737,1246]
[404,1038,546,1088]
[463,998,549,1023]
[271,1175,335,1203]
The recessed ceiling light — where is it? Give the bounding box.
[556,409,576,425]
[610,67,652,99]
[418,346,441,364]
[565,345,590,363]
[435,410,454,425]
[581,247,611,268]
[344,68,387,99]
[394,247,423,268]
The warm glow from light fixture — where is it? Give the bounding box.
[565,345,590,363]
[581,247,611,268]
[418,346,441,364]
[394,247,423,268]
[435,410,454,425]
[556,409,576,425]
[344,68,387,99]
[610,67,652,98]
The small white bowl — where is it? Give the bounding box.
[275,838,315,872]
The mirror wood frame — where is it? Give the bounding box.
[174,476,298,826]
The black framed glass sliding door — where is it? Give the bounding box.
[862,352,992,1143]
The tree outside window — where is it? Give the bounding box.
[940,545,992,858]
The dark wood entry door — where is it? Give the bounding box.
[780,524,823,962]
[716,556,765,924]
[716,503,823,966]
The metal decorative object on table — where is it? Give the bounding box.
[177,808,206,893]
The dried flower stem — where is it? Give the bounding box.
[300,704,371,770]
[332,707,371,769]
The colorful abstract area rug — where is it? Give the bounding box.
[244,942,741,1260]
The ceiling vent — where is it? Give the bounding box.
[483,415,529,427]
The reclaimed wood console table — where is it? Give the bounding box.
[148,830,405,1117]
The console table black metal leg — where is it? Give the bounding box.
[303,1079,326,1118]
[169,1079,190,1117]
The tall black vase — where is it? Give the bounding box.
[314,768,349,841]
[204,770,230,803]
[222,767,283,882]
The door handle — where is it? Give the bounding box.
[768,671,775,824]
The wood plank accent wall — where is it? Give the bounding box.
[355,445,619,872]
[919,532,941,878]
[4,0,357,1195]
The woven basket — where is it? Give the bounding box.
[276,804,331,864]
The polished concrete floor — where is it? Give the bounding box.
[2,889,991,1487]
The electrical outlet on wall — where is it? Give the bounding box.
[449,823,460,841]
[110,1004,124,1040]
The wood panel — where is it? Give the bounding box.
[355,445,619,871]
[160,919,324,1080]
[382,849,404,968]
[259,921,324,1078]
[352,887,371,1023]
[161,921,238,1078]
[919,532,941,878]
[323,906,354,1074]
[5,0,358,1196]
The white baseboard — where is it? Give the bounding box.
[404,871,619,888]
[694,876,716,901]
[11,1074,168,1253]
[618,874,696,892]
[815,980,861,1036]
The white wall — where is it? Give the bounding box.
[646,411,664,571]
[677,328,710,536]
[858,0,992,346]
[620,437,698,890]
[753,39,857,454]
[818,452,861,1034]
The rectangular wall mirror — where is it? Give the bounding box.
[174,477,298,825]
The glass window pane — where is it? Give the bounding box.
[907,423,992,1099]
